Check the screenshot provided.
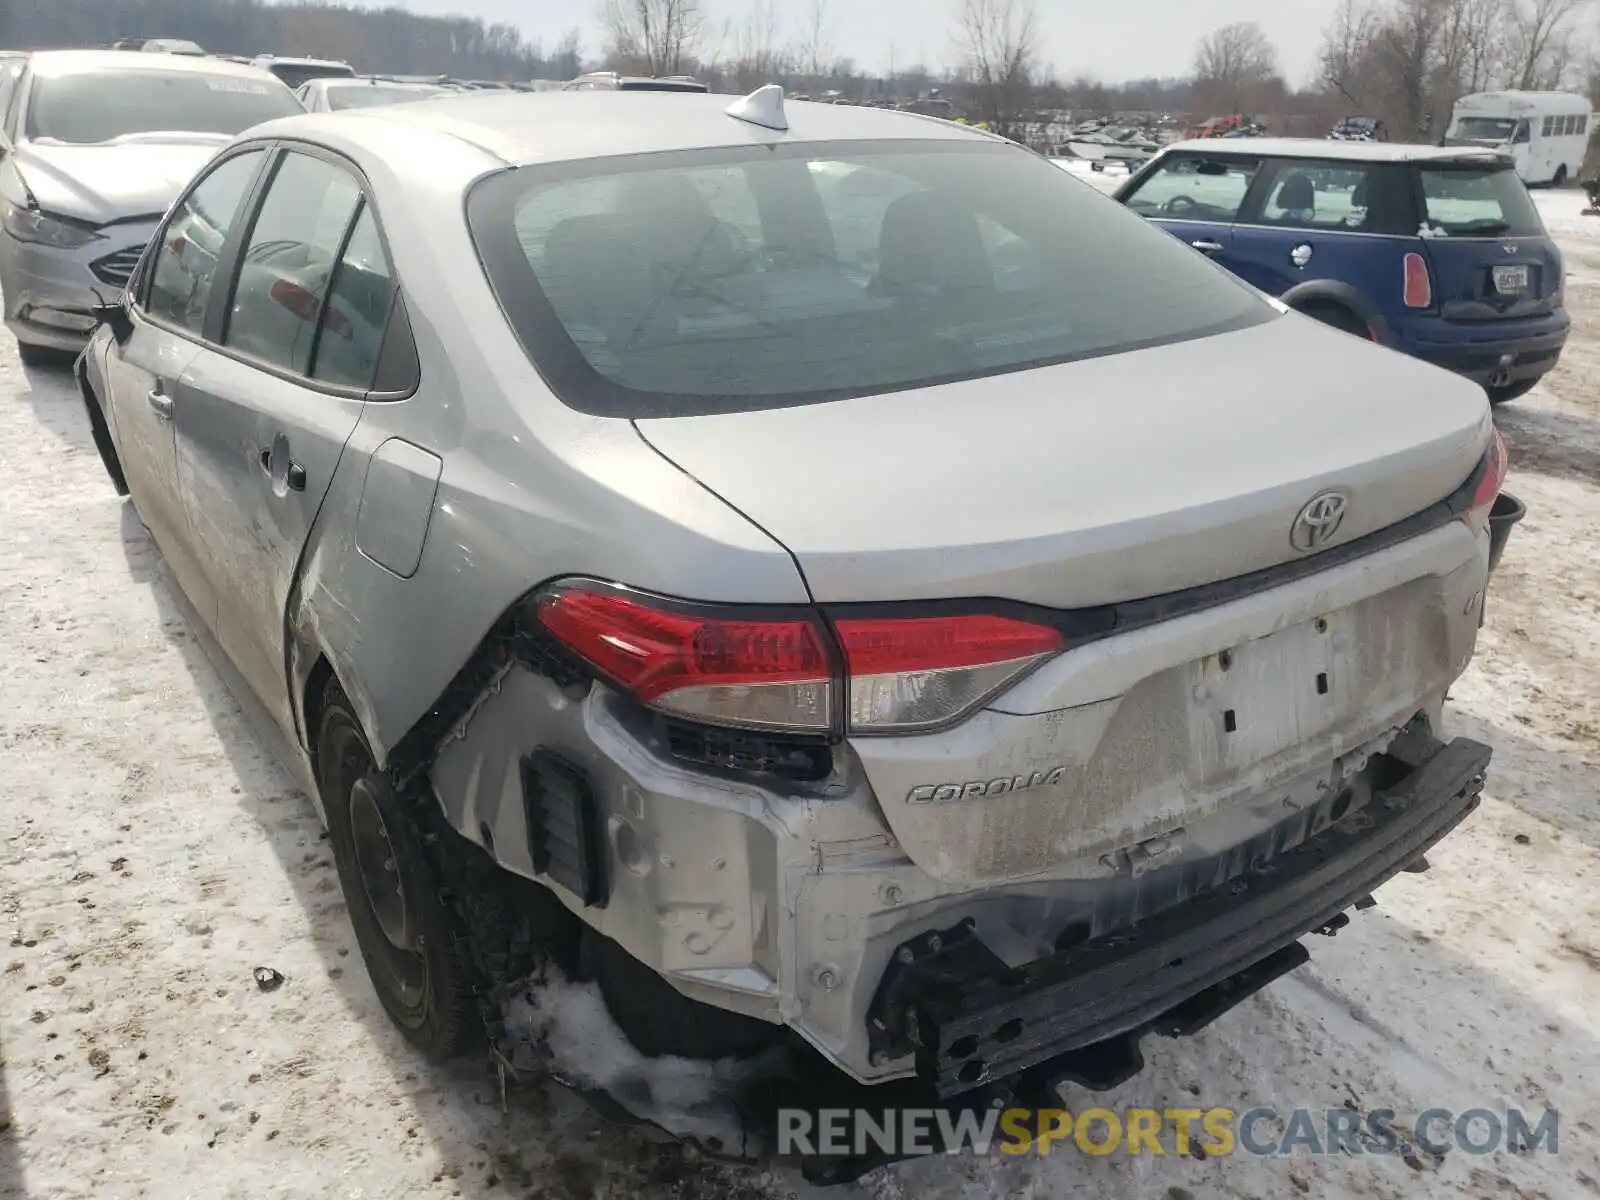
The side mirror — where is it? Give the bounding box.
[91,297,134,344]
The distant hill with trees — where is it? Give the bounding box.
[0,0,581,81]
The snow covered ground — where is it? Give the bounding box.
[2,194,1599,1200]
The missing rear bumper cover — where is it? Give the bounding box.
[867,733,1491,1098]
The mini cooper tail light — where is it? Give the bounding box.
[1403,252,1432,308]
[534,584,833,732]
[832,613,1066,734]
[1464,428,1509,532]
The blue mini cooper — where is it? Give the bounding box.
[1113,139,1569,404]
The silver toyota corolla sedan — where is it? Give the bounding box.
[0,50,301,364]
[77,87,1512,1161]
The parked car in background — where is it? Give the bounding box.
[116,38,207,56]
[77,90,1512,1174]
[561,70,708,92]
[1445,90,1592,186]
[0,50,302,364]
[1115,139,1569,403]
[296,76,450,112]
[1331,115,1388,142]
[251,55,355,89]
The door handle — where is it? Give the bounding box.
[1191,239,1225,253]
[259,443,307,492]
[147,389,174,420]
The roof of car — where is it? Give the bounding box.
[319,76,441,89]
[251,89,1000,167]
[24,49,280,81]
[1158,137,1508,164]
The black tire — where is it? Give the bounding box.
[17,341,76,369]
[316,680,478,1060]
[1300,303,1370,339]
[80,379,130,496]
[1554,164,1569,187]
[1487,378,1538,405]
[583,929,782,1061]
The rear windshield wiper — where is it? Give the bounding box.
[1448,218,1513,236]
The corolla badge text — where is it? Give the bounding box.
[907,766,1068,805]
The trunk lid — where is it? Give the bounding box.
[1414,160,1561,319]
[636,314,1490,610]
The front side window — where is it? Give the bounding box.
[1120,154,1262,223]
[24,69,300,144]
[468,139,1274,417]
[144,149,265,333]
[1418,165,1545,237]
[225,151,362,374]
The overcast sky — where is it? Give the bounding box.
[378,0,1345,86]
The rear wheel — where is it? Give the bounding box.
[1553,164,1569,187]
[1299,303,1371,339]
[1487,378,1538,405]
[316,680,477,1060]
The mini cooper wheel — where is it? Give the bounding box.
[317,681,477,1060]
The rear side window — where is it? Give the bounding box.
[1120,155,1261,222]
[312,203,395,388]
[468,140,1274,417]
[225,151,362,373]
[1251,160,1412,235]
[1417,165,1545,237]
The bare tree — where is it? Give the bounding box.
[1320,0,1380,103]
[1193,21,1282,112]
[727,0,789,89]
[600,0,703,76]
[1504,0,1583,88]
[953,0,1040,139]
[797,0,835,80]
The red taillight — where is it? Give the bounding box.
[834,614,1065,733]
[536,585,833,731]
[1403,252,1432,308]
[535,585,1068,736]
[1465,428,1509,530]
[269,278,352,340]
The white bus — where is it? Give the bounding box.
[1445,90,1592,186]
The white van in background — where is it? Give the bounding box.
[1445,90,1592,185]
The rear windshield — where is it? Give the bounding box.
[26,69,301,143]
[618,80,709,92]
[1418,164,1545,237]
[268,63,355,89]
[326,84,444,110]
[468,139,1274,417]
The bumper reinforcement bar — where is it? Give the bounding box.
[866,731,1492,1099]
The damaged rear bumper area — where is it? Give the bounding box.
[867,729,1490,1099]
